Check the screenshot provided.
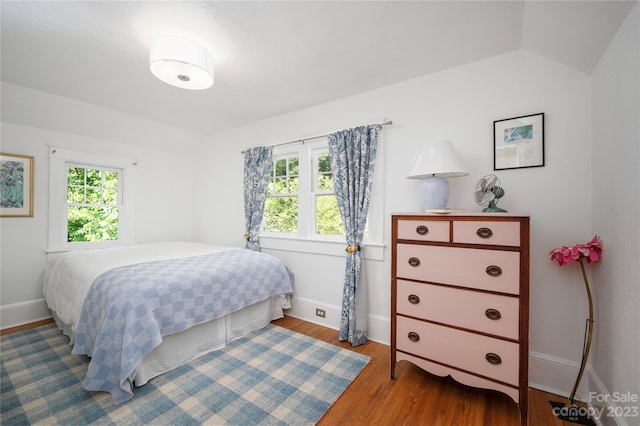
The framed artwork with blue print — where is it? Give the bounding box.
[1,153,34,217]
[494,113,544,170]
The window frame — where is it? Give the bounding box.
[48,147,136,252]
[259,138,384,260]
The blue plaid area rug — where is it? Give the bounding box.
[1,323,370,425]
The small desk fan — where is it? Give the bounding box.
[474,174,507,213]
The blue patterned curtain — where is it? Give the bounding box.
[328,125,380,346]
[243,146,273,251]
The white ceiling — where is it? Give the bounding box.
[1,1,635,136]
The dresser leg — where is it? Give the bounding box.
[520,397,529,425]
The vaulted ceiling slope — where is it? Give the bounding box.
[1,1,635,136]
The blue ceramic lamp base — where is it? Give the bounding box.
[419,176,449,210]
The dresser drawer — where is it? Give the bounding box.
[453,221,520,246]
[396,244,520,294]
[397,219,449,242]
[396,280,520,340]
[396,316,519,385]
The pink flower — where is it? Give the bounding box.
[549,235,602,266]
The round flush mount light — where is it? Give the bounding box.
[149,36,214,90]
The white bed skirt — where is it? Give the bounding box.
[52,295,287,386]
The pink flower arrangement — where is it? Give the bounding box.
[549,235,603,266]
[549,235,602,405]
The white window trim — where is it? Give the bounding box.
[260,138,385,261]
[47,147,136,252]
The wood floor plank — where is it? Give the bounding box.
[0,318,54,336]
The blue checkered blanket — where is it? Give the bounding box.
[71,248,293,404]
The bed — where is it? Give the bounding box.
[43,242,294,404]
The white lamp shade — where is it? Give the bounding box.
[407,140,468,179]
[150,36,214,90]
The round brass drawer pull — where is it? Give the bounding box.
[477,227,493,239]
[408,332,420,342]
[408,294,420,305]
[408,257,421,267]
[485,265,503,277]
[485,308,502,320]
[416,225,429,235]
[485,352,502,365]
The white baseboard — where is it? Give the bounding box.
[586,372,634,426]
[528,352,637,426]
[0,299,52,330]
[286,296,390,345]
[529,350,588,398]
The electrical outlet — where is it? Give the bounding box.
[315,308,326,318]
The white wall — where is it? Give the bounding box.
[0,89,202,327]
[590,4,639,425]
[195,49,601,395]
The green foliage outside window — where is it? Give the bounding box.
[315,153,343,235]
[263,153,345,236]
[264,157,298,233]
[67,166,119,242]
[264,197,298,233]
[316,194,343,235]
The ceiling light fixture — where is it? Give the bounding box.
[149,36,214,90]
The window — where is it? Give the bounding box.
[48,147,135,251]
[260,139,383,259]
[66,164,121,243]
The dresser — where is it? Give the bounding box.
[391,213,530,425]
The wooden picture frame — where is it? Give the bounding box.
[1,153,34,217]
[494,113,544,170]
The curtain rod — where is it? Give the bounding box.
[241,120,393,154]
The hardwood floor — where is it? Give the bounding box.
[0,318,54,336]
[2,316,587,425]
[272,315,585,426]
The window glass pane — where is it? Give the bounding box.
[263,197,298,233]
[316,195,344,235]
[274,176,287,194]
[289,157,299,175]
[67,167,85,185]
[274,159,287,177]
[103,171,118,188]
[67,206,119,242]
[86,187,101,204]
[317,153,331,173]
[317,172,333,192]
[103,189,118,205]
[316,153,333,192]
[67,186,84,203]
[85,169,101,187]
[289,176,299,193]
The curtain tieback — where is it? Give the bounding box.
[243,234,259,243]
[345,244,362,253]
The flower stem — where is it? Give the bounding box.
[569,258,595,405]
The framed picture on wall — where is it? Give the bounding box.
[494,113,544,170]
[1,153,34,217]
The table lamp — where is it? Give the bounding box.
[407,140,468,211]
